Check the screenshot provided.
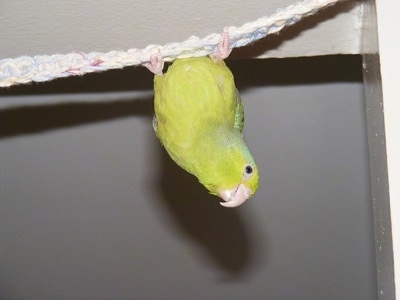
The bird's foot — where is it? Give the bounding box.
[210,27,232,62]
[143,51,164,76]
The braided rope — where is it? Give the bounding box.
[0,0,343,87]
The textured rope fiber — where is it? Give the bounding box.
[0,0,342,88]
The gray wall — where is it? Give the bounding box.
[0,56,377,299]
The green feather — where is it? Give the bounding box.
[153,57,258,202]
[234,88,245,133]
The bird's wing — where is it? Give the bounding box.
[233,88,244,133]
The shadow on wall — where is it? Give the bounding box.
[152,143,255,277]
[0,65,156,137]
[0,99,152,138]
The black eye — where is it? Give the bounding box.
[245,165,253,174]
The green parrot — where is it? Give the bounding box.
[153,56,258,207]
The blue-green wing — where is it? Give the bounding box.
[233,88,244,133]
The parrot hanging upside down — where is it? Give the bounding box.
[152,56,258,207]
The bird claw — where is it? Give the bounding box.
[143,52,164,75]
[210,27,232,62]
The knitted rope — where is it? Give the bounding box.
[0,0,343,88]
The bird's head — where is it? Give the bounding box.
[197,137,259,208]
[217,159,258,207]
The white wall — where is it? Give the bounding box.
[0,0,362,59]
[376,0,400,298]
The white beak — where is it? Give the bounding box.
[218,184,251,208]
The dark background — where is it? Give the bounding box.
[0,55,377,299]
